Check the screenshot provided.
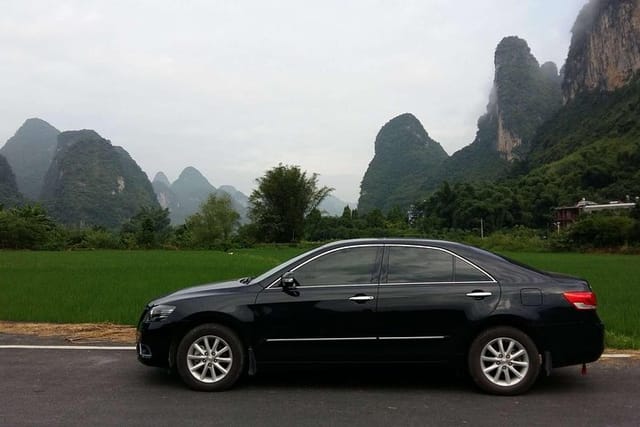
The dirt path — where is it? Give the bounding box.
[0,321,136,344]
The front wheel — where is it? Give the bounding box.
[176,323,245,391]
[468,326,540,395]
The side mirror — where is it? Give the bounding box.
[281,272,298,290]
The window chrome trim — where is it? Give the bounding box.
[384,244,497,284]
[265,337,377,342]
[378,336,446,340]
[266,244,384,289]
[381,280,495,286]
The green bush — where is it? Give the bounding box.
[568,213,635,248]
[464,226,549,252]
[0,205,58,249]
[84,229,122,249]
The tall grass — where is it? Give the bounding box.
[1,248,638,348]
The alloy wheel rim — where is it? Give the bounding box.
[187,335,233,383]
[479,337,530,387]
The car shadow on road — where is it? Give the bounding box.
[250,364,467,391]
[139,363,592,395]
[138,363,468,392]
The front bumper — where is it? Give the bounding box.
[136,319,174,368]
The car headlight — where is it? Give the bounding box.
[148,304,176,322]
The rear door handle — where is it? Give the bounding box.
[466,291,492,298]
[349,295,375,302]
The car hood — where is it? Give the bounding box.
[150,279,249,305]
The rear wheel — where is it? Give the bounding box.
[176,323,245,391]
[468,326,540,395]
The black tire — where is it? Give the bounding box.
[176,323,245,391]
[468,326,540,396]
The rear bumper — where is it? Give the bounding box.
[539,320,605,368]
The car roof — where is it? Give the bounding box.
[321,238,488,252]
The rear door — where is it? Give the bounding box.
[376,244,500,361]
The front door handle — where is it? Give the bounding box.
[349,295,375,303]
[466,291,492,298]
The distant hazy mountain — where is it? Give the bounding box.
[427,36,562,191]
[358,113,448,213]
[40,130,159,228]
[0,154,23,207]
[151,168,248,224]
[562,0,640,102]
[523,0,640,203]
[358,1,640,215]
[167,167,217,224]
[358,37,564,212]
[0,118,60,199]
[152,171,180,216]
[153,171,171,187]
[318,194,351,216]
[218,185,249,207]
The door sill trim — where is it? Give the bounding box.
[266,337,377,342]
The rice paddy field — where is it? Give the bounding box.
[0,248,302,326]
[0,248,638,348]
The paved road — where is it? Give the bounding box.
[1,334,638,427]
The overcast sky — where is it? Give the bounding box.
[0,0,586,203]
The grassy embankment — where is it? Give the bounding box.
[0,249,638,348]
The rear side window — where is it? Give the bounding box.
[292,246,380,286]
[387,246,453,283]
[454,257,492,282]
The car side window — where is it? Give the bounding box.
[292,246,380,286]
[454,257,492,282]
[387,246,453,283]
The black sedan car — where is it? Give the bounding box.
[137,239,604,395]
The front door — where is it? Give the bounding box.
[254,245,383,362]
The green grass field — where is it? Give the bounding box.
[0,248,303,326]
[0,249,638,348]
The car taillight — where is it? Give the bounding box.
[563,291,597,310]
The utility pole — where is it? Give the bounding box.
[480,218,484,239]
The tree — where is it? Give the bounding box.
[341,205,352,220]
[121,206,171,248]
[386,205,408,228]
[0,204,57,249]
[185,193,239,248]
[366,209,385,228]
[249,164,332,242]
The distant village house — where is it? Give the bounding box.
[553,198,638,229]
